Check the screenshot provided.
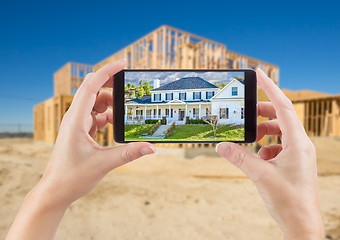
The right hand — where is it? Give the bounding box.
[216,69,324,240]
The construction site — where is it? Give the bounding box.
[33,25,340,146]
[2,25,340,240]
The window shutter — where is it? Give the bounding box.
[171,93,173,100]
[206,92,208,99]
[185,92,186,100]
[226,108,229,119]
[153,94,155,101]
[199,92,201,99]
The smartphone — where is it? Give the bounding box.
[113,69,257,143]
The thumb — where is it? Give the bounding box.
[216,142,266,182]
[99,142,156,172]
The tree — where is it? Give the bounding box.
[130,91,136,99]
[137,88,144,99]
[202,114,219,139]
[127,83,131,88]
[234,75,245,82]
[143,82,150,95]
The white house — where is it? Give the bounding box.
[125,77,244,125]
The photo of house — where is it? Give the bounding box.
[124,71,245,141]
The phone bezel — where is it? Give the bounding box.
[113,69,257,143]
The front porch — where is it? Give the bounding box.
[125,102,211,124]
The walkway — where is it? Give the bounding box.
[151,125,169,138]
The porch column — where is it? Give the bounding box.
[169,105,171,118]
[144,105,147,120]
[199,103,202,118]
[185,104,188,117]
[156,105,159,118]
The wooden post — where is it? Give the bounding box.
[305,101,310,135]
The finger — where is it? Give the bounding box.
[93,90,113,114]
[258,144,283,160]
[256,120,281,142]
[99,142,156,172]
[70,59,126,120]
[95,108,113,130]
[216,142,270,183]
[102,76,113,88]
[257,102,276,118]
[256,69,307,147]
[89,111,97,138]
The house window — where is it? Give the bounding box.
[241,108,244,119]
[158,109,161,117]
[206,91,214,99]
[232,87,238,96]
[179,92,186,100]
[171,109,173,118]
[165,109,169,116]
[206,108,210,116]
[193,92,201,100]
[166,93,173,101]
[136,109,143,116]
[153,109,156,116]
[154,93,161,101]
[219,108,229,119]
[193,108,199,117]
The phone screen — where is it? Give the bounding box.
[123,71,245,142]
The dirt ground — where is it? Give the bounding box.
[0,138,339,240]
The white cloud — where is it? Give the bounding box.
[125,71,244,87]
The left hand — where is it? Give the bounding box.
[37,59,156,208]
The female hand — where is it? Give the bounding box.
[40,59,155,206]
[6,59,156,240]
[216,69,324,240]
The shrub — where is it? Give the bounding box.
[188,119,208,124]
[164,122,176,138]
[145,119,161,124]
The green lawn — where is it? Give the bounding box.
[125,124,244,141]
[125,124,155,138]
[168,124,244,141]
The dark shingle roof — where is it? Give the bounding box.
[126,95,151,104]
[152,77,219,91]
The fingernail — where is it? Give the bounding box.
[140,145,156,156]
[216,143,231,158]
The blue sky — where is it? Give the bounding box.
[0,0,339,126]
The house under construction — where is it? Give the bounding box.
[34,25,338,147]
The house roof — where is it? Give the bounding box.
[126,95,152,104]
[151,77,219,91]
[211,78,244,100]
